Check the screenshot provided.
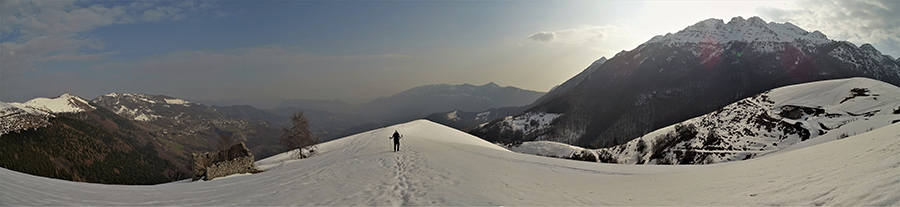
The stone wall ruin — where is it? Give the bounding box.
[192,142,258,181]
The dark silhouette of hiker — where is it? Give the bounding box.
[390,130,402,152]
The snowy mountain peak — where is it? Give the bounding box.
[810,30,827,40]
[860,43,879,53]
[484,82,500,88]
[646,16,830,46]
[22,93,95,114]
[1,93,93,135]
[104,92,121,97]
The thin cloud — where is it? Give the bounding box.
[757,0,900,57]
[0,0,220,81]
[0,35,104,77]
[523,25,639,57]
[526,25,629,46]
[528,32,555,42]
[38,51,119,62]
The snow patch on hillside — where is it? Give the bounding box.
[446,110,460,121]
[164,98,191,106]
[475,111,491,121]
[93,93,199,121]
[500,112,560,134]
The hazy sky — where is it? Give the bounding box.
[2,0,898,106]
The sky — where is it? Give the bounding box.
[2,0,898,108]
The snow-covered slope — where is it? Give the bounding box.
[0,102,50,136]
[510,78,900,164]
[508,140,589,159]
[20,93,95,114]
[596,77,900,164]
[3,119,898,205]
[1,93,95,136]
[91,93,201,121]
[491,111,564,140]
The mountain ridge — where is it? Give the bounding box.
[471,16,900,150]
[506,77,900,164]
[0,95,189,184]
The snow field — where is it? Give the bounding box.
[2,120,898,205]
[2,93,94,115]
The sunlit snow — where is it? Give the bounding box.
[2,120,898,205]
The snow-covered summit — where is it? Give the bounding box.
[20,93,95,114]
[0,93,94,136]
[646,16,830,46]
[478,16,899,153]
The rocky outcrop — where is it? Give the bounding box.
[192,142,258,181]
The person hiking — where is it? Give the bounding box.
[390,130,402,152]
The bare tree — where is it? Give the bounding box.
[214,133,236,151]
[280,111,319,158]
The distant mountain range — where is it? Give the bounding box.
[425,58,609,130]
[1,83,544,184]
[0,94,186,184]
[90,93,285,162]
[276,99,354,113]
[471,16,900,150]
[357,82,544,124]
